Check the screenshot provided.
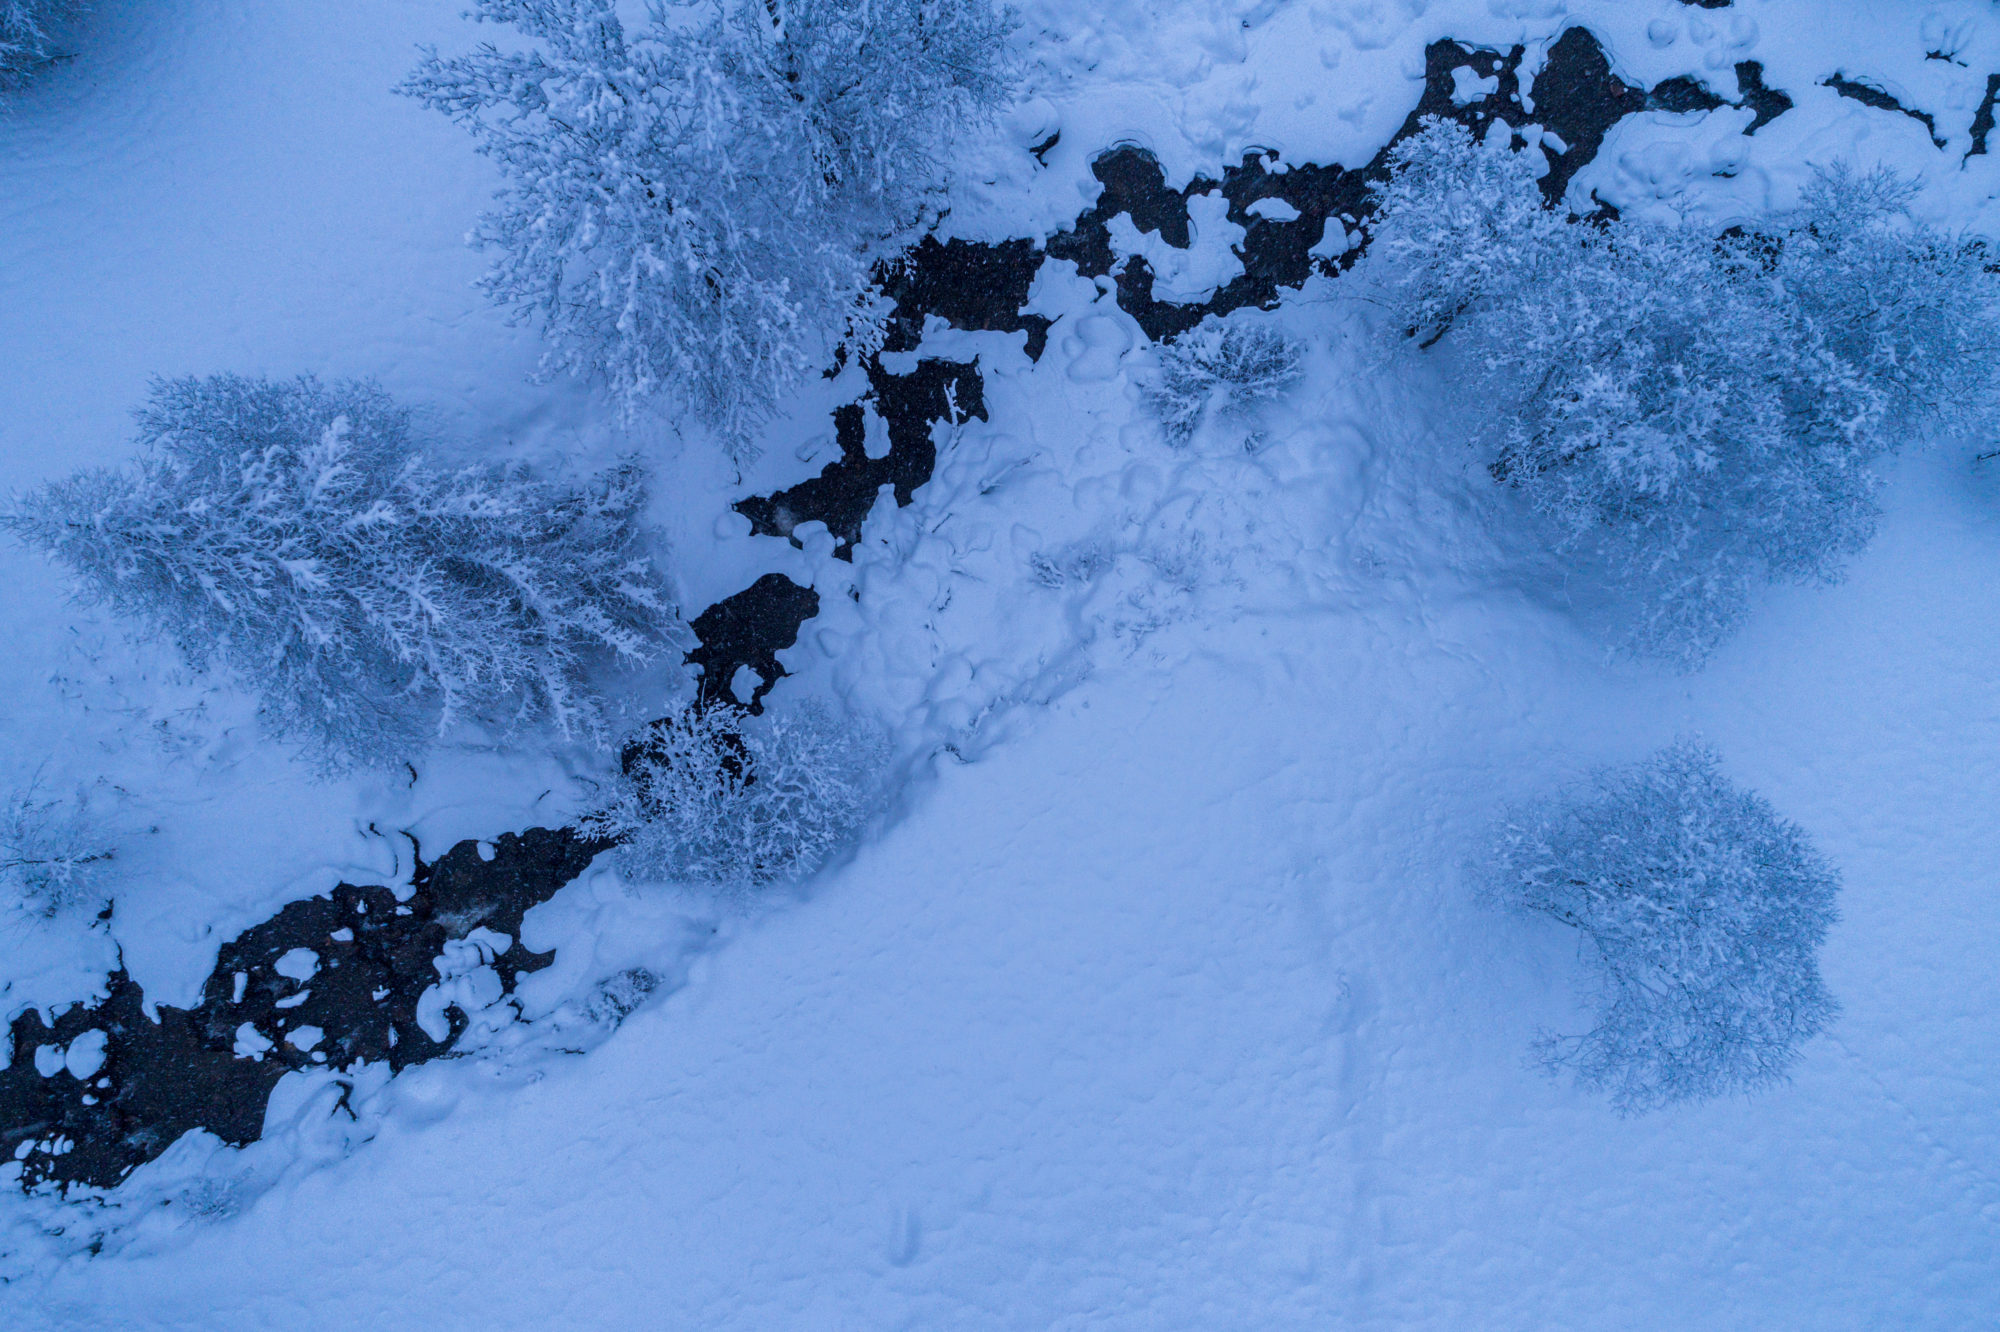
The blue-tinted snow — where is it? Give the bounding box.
[3,0,1999,1326]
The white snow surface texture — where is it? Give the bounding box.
[3,0,1999,1327]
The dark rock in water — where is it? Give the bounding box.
[1,829,604,1194]
[735,358,986,559]
[684,573,821,713]
[1823,72,1947,148]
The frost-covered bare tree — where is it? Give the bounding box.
[583,699,885,890]
[2,375,679,768]
[401,0,1019,456]
[1142,318,1303,446]
[0,784,112,919]
[1366,119,2000,664]
[1482,741,1840,1113]
[0,0,80,92]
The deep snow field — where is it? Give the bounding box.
[3,0,2000,1326]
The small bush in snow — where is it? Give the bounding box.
[0,0,79,91]
[1482,741,1840,1113]
[1143,319,1303,445]
[1366,119,2000,664]
[583,700,884,890]
[2,375,677,767]
[402,0,1019,453]
[1,785,112,918]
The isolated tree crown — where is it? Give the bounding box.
[3,375,679,767]
[402,0,1019,456]
[1484,740,1841,1112]
[1366,119,2000,664]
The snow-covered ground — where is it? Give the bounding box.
[4,0,2000,1325]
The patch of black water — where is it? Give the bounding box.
[683,573,822,713]
[1,828,604,1193]
[1643,63,1793,136]
[1823,72,1947,148]
[1040,105,1372,338]
[731,234,1023,568]
[734,357,987,560]
[1090,149,1370,341]
[1521,28,1650,202]
[1966,74,2000,160]
[1042,28,1644,341]
[1649,75,1727,116]
[876,236,1051,361]
[1734,62,1794,135]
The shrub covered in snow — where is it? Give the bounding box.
[1366,119,2000,664]
[0,0,80,92]
[1,785,112,918]
[583,699,885,890]
[1482,740,1840,1113]
[401,0,1019,454]
[1,375,678,767]
[1142,318,1303,446]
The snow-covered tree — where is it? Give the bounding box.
[1482,741,1841,1113]
[0,0,80,92]
[1,784,111,919]
[401,0,1019,456]
[583,699,885,890]
[1365,119,2000,664]
[1143,317,1303,446]
[1,375,679,768]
